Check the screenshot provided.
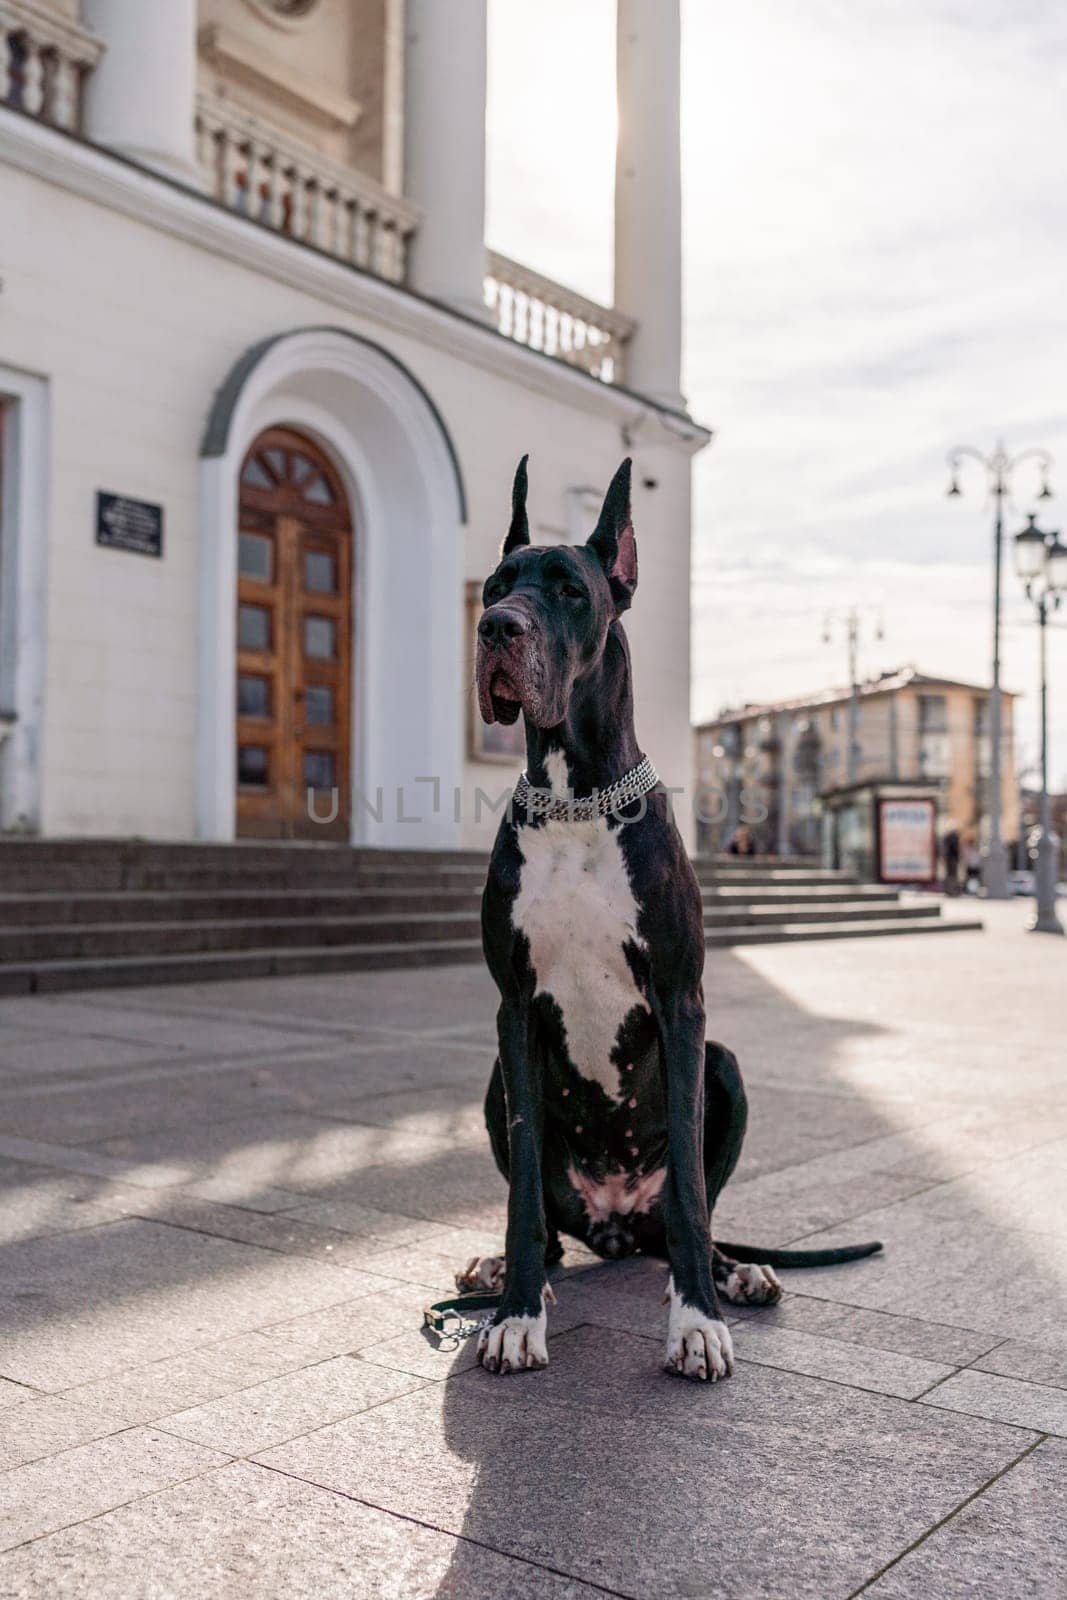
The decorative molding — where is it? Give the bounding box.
[242,0,323,32]
[0,106,711,453]
[195,90,415,284]
[0,0,103,63]
[198,23,360,133]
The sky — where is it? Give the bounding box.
[486,0,1067,787]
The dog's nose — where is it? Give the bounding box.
[478,609,529,648]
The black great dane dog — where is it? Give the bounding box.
[472,457,880,1380]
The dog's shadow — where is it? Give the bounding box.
[428,1255,706,1597]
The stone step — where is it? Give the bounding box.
[0,880,904,927]
[701,901,937,928]
[0,911,484,963]
[694,868,860,888]
[0,938,486,997]
[703,916,983,948]
[0,886,484,927]
[0,910,983,996]
[703,885,899,905]
[0,897,939,962]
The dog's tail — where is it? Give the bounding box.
[717,1239,883,1268]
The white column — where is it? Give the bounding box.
[82,0,199,183]
[404,0,488,320]
[614,0,684,409]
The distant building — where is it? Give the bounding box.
[694,667,1019,856]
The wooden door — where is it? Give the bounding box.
[236,428,353,841]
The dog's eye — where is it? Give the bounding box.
[484,581,505,602]
[560,583,585,600]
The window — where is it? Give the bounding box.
[238,604,271,651]
[238,746,269,786]
[919,694,948,734]
[238,533,273,583]
[304,616,335,659]
[237,675,271,718]
[304,551,337,593]
[304,685,333,726]
[303,750,336,789]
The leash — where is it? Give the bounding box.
[422,1256,505,1350]
[422,1290,502,1350]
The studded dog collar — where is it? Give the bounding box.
[513,754,659,823]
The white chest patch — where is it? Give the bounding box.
[512,788,649,1100]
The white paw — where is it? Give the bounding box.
[721,1262,783,1306]
[477,1293,550,1374]
[664,1277,734,1381]
[456,1254,506,1293]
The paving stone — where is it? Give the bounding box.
[0,1428,226,1554]
[863,1437,1067,1598]
[0,1218,390,1390]
[0,1394,125,1469]
[311,1147,511,1229]
[258,1285,435,1360]
[782,1208,1067,1349]
[0,1075,276,1147]
[137,1194,410,1271]
[176,1178,314,1213]
[920,1368,1067,1436]
[258,1325,1036,1599]
[0,1136,191,1189]
[0,1459,602,1598]
[0,1163,147,1247]
[342,1224,513,1290]
[0,1380,35,1410]
[157,1355,423,1456]
[714,1167,940,1246]
[973,1339,1067,1391]
[59,1332,318,1426]
[733,1323,954,1399]
[730,1293,1001,1366]
[281,1196,456,1246]
[88,1112,463,1203]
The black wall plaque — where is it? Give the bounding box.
[95,492,164,558]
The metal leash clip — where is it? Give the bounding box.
[422,1298,500,1352]
[421,1257,507,1350]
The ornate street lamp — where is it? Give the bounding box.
[946,442,1053,899]
[1013,512,1067,935]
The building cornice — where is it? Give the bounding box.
[0,106,712,456]
[695,671,1018,732]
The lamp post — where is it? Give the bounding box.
[1012,512,1067,936]
[946,442,1053,899]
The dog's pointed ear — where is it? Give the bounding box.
[501,454,531,555]
[586,458,637,613]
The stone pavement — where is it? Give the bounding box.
[0,900,1064,1598]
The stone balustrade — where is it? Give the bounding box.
[0,0,103,131]
[485,251,635,385]
[195,92,418,286]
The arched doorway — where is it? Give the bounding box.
[235,426,352,840]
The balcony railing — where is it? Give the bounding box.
[0,0,103,131]
[485,251,634,385]
[195,91,418,286]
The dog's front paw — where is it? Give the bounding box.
[477,1292,551,1374]
[720,1262,782,1306]
[664,1278,734,1381]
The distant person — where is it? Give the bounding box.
[962,829,982,895]
[728,824,758,857]
[942,828,961,897]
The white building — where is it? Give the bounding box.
[0,0,708,851]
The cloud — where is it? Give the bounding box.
[487,0,1067,786]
